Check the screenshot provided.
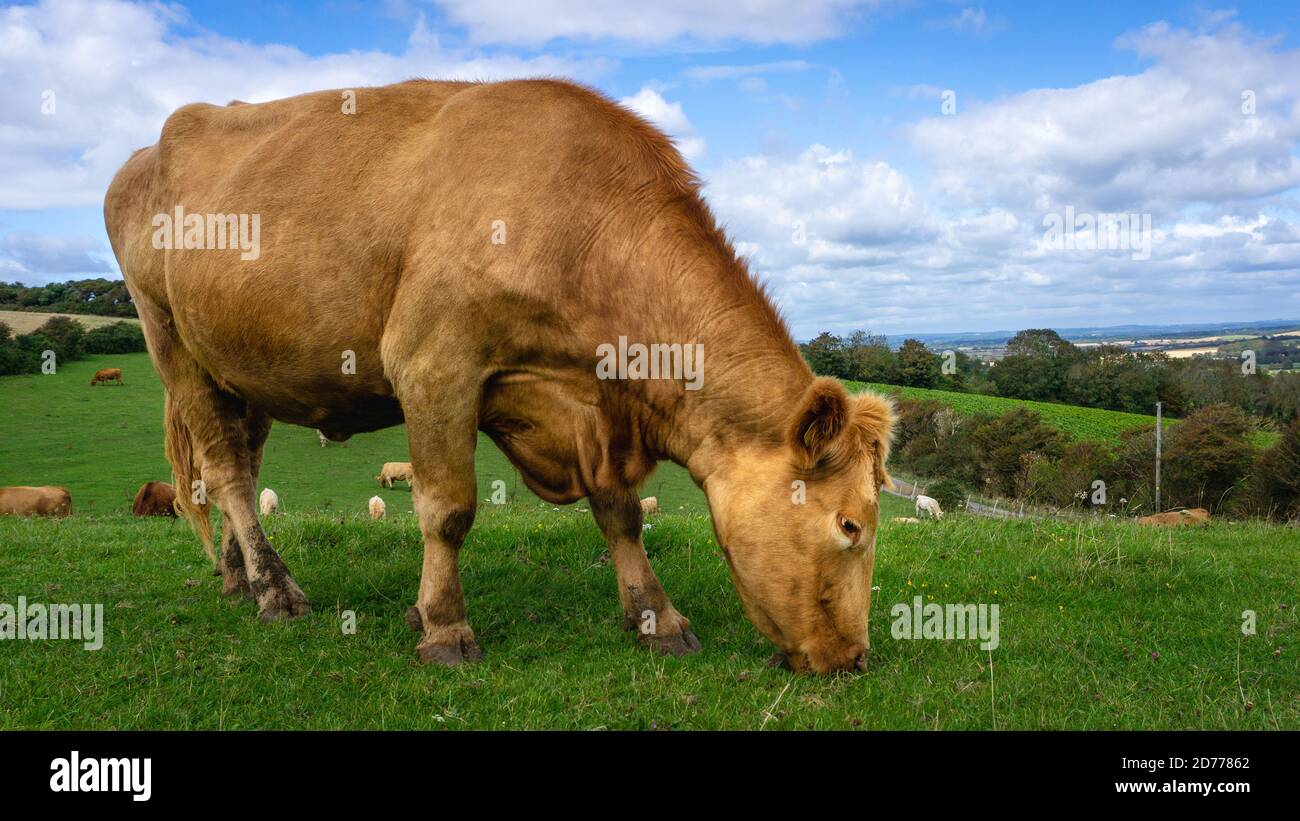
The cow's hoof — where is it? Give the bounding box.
[256,581,310,622]
[417,637,483,666]
[639,629,702,656]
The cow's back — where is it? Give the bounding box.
[106,79,699,436]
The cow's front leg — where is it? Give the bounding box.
[217,527,251,598]
[590,491,701,656]
[401,392,482,666]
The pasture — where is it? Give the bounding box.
[1,354,1297,729]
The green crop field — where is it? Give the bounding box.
[1,353,1297,729]
[845,380,1171,444]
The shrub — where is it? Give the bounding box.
[1241,420,1300,521]
[1161,404,1254,512]
[84,321,146,354]
[924,478,966,514]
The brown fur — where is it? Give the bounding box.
[90,367,123,386]
[1138,508,1210,526]
[103,79,894,673]
[132,481,177,517]
[0,486,72,517]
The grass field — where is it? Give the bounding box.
[1,354,1297,729]
[845,379,1170,444]
[0,309,140,335]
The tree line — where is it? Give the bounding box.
[0,278,138,318]
[801,328,1300,426]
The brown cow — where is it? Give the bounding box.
[132,481,177,517]
[104,79,894,674]
[1138,508,1211,526]
[0,486,72,517]
[90,367,123,386]
[375,462,414,489]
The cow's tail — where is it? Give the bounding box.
[164,390,215,565]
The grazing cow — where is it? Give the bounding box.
[369,496,387,519]
[132,481,177,517]
[90,368,123,386]
[104,79,894,673]
[375,462,414,489]
[259,488,279,516]
[915,495,943,519]
[640,496,659,516]
[0,486,72,517]
[317,430,329,447]
[1138,508,1210,526]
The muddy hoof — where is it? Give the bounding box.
[417,638,483,666]
[639,629,702,656]
[257,583,310,622]
[405,606,424,632]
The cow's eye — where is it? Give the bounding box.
[837,514,861,539]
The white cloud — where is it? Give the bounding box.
[0,232,114,283]
[431,0,879,46]
[0,0,607,210]
[619,88,705,159]
[907,20,1300,217]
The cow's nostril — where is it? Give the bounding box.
[854,651,869,672]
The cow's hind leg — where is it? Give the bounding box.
[216,410,272,599]
[397,382,481,665]
[590,491,700,656]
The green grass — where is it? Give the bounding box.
[1,353,1297,729]
[845,380,1171,444]
[0,509,1295,729]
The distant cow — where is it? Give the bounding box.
[1138,508,1210,527]
[640,496,659,516]
[132,481,177,517]
[90,368,123,386]
[915,495,943,519]
[375,462,414,488]
[0,486,72,517]
[369,496,387,519]
[890,516,921,524]
[259,488,280,515]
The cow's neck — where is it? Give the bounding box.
[595,213,812,486]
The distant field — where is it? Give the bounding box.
[0,309,140,335]
[846,380,1169,444]
[0,352,707,516]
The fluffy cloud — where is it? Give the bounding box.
[0,233,114,283]
[0,0,606,210]
[431,0,878,46]
[619,88,705,159]
[907,20,1300,217]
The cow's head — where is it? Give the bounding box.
[704,378,894,674]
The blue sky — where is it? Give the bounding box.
[2,0,1299,337]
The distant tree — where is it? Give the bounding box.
[1161,404,1254,512]
[1242,420,1300,520]
[895,338,940,388]
[801,332,847,378]
[33,315,85,362]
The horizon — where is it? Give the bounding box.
[2,0,1299,337]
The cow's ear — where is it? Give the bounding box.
[790,378,850,466]
[852,392,895,490]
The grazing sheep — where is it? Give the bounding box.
[369,496,387,519]
[640,496,659,516]
[915,495,943,519]
[375,462,414,488]
[259,487,279,515]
